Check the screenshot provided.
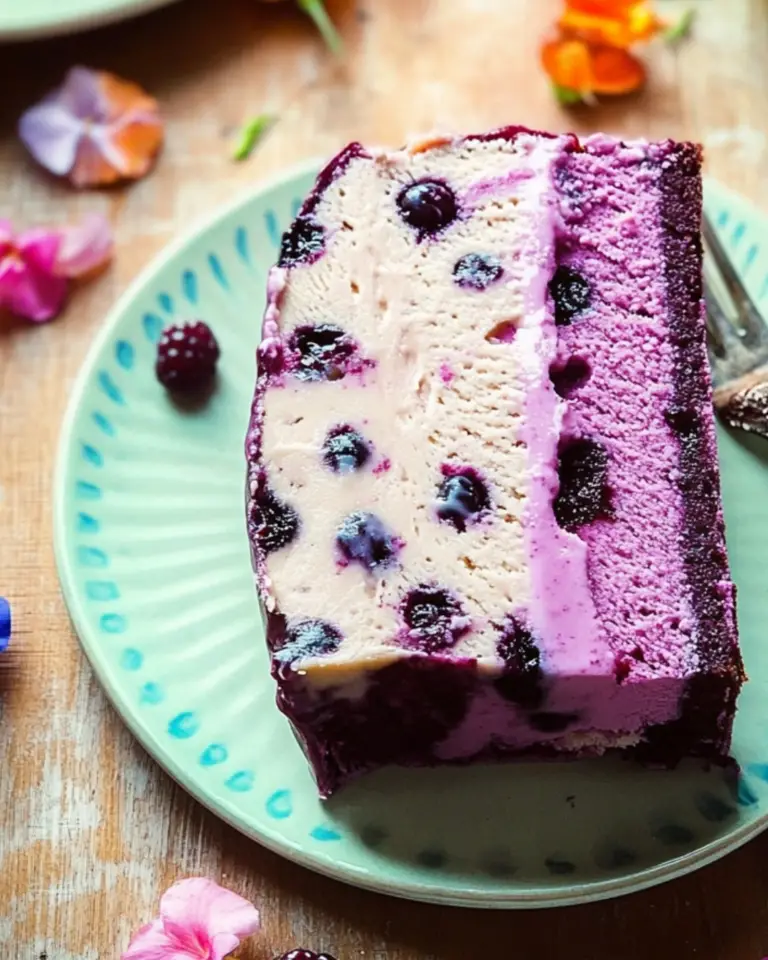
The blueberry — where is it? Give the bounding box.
[553,437,613,531]
[549,355,591,398]
[322,425,372,473]
[250,483,300,554]
[453,253,504,290]
[336,511,398,572]
[397,179,458,235]
[401,585,468,653]
[436,467,490,532]
[494,617,544,709]
[279,215,325,267]
[549,266,591,326]
[275,619,343,665]
[288,324,357,382]
[529,711,579,733]
[276,950,337,960]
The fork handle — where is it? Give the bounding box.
[714,366,768,439]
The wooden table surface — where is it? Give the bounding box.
[2,0,768,957]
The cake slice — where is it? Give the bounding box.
[245,127,744,798]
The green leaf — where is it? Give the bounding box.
[297,0,343,56]
[664,8,695,45]
[552,84,584,106]
[231,114,275,162]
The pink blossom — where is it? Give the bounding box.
[121,878,260,960]
[19,66,163,188]
[0,214,113,323]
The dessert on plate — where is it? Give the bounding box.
[245,126,744,798]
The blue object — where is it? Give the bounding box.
[0,597,10,652]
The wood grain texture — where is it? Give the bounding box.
[2,0,768,957]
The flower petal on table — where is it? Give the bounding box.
[0,255,68,323]
[588,44,647,93]
[18,103,83,177]
[19,66,163,186]
[55,213,113,278]
[542,37,646,97]
[559,5,664,47]
[160,878,261,942]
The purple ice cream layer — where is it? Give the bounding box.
[556,144,695,683]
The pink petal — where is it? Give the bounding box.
[18,102,84,177]
[55,213,113,278]
[121,917,202,960]
[16,228,61,273]
[209,933,241,960]
[160,878,260,944]
[0,220,13,256]
[0,254,67,323]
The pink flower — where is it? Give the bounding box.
[121,878,260,960]
[19,66,163,188]
[0,214,113,323]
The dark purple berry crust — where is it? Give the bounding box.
[635,142,743,759]
[155,321,220,393]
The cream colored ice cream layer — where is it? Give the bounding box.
[259,134,598,677]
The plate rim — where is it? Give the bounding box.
[0,0,181,41]
[52,165,768,909]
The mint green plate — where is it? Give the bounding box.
[0,0,179,39]
[54,166,768,908]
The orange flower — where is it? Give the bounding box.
[541,0,674,102]
[541,38,646,99]
[558,0,666,49]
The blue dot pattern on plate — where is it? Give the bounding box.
[92,412,115,436]
[100,613,127,633]
[201,744,228,766]
[78,546,108,568]
[264,211,281,248]
[98,371,124,405]
[168,712,200,739]
[158,292,174,314]
[182,269,198,305]
[208,253,229,290]
[143,313,163,343]
[310,825,342,842]
[81,443,103,467]
[235,226,250,264]
[77,513,100,534]
[115,340,135,370]
[266,789,293,819]
[121,648,144,671]
[226,771,255,792]
[86,580,120,601]
[76,481,101,500]
[140,682,165,705]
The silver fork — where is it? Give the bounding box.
[704,211,768,438]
